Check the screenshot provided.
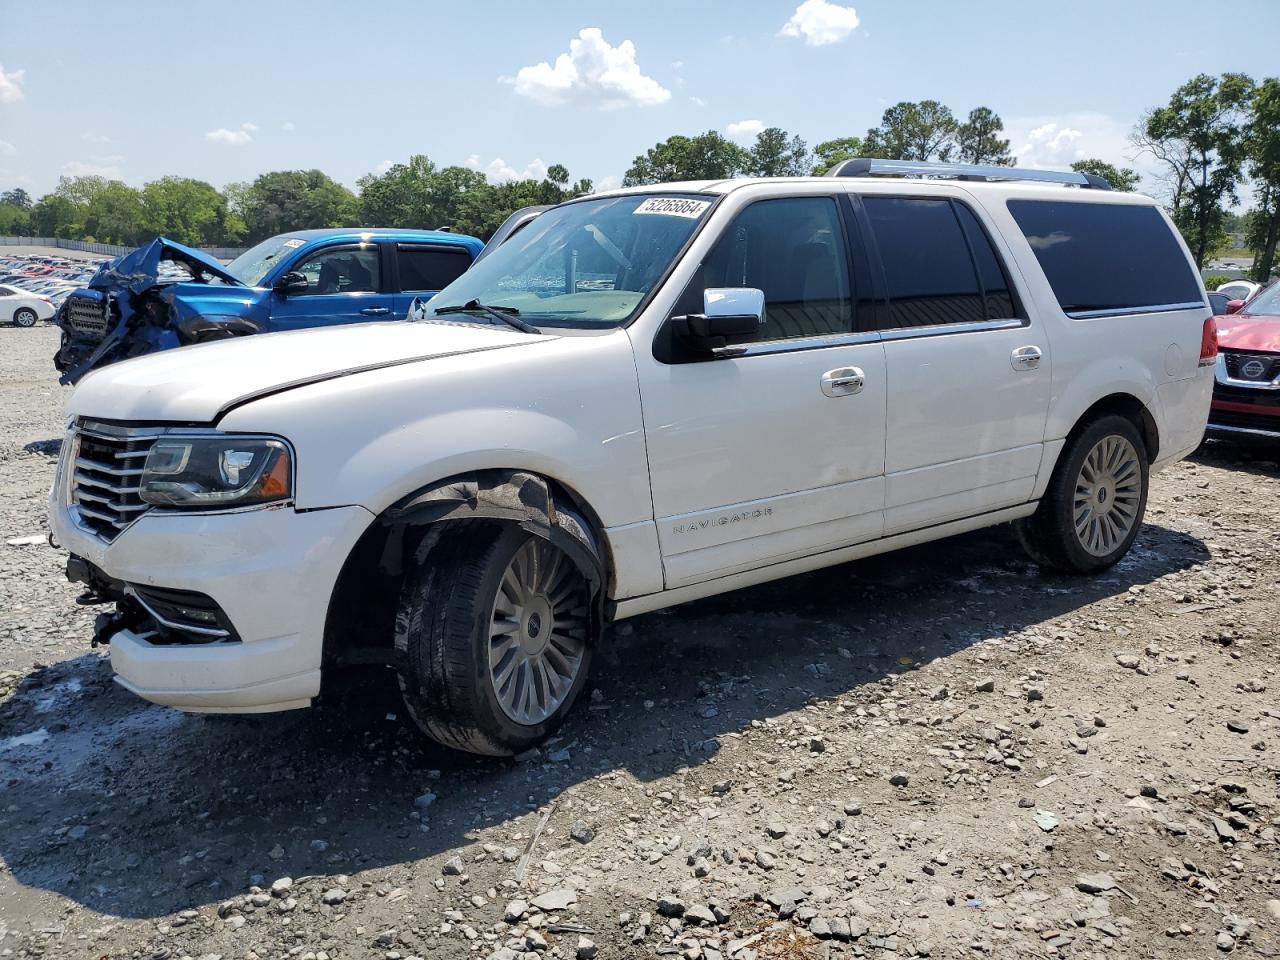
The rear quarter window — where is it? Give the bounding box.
[1006,200,1203,317]
[397,244,474,292]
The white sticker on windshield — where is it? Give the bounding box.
[633,197,711,219]
[282,238,305,249]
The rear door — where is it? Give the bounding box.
[268,242,396,331]
[392,242,476,318]
[855,192,1050,534]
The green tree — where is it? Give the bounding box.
[863,100,959,161]
[956,107,1012,165]
[1141,72,1254,268]
[1,187,32,209]
[239,170,358,243]
[82,180,145,246]
[623,131,750,186]
[1244,77,1280,281]
[1070,159,1141,193]
[140,177,236,246]
[748,127,810,177]
[30,194,82,237]
[810,137,863,175]
[0,202,31,235]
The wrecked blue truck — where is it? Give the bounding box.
[54,229,484,384]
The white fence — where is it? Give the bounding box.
[0,236,247,259]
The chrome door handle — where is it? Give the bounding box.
[821,366,865,398]
[1011,345,1042,371]
[360,307,391,316]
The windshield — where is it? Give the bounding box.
[425,194,714,328]
[224,235,306,286]
[1243,281,1280,316]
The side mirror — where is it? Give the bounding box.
[1226,299,1245,315]
[676,287,765,353]
[273,271,310,296]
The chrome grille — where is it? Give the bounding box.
[1223,351,1280,383]
[65,294,111,338]
[71,422,161,541]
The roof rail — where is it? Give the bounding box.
[826,158,1112,190]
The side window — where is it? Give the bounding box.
[1006,200,1203,316]
[397,245,472,292]
[701,197,853,341]
[864,197,984,329]
[0,286,14,296]
[291,245,380,295]
[954,202,1019,319]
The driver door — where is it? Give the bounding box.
[268,242,395,331]
[633,195,887,589]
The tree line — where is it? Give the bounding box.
[1,74,1276,279]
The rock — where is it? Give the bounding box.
[1115,654,1141,669]
[414,792,437,810]
[576,936,598,960]
[808,736,826,753]
[889,772,909,787]
[843,801,863,816]
[321,888,346,906]
[684,904,717,926]
[1026,686,1044,701]
[1217,931,1235,951]
[1226,720,1250,734]
[766,819,789,839]
[1266,900,1280,923]
[755,848,776,870]
[442,856,465,876]
[692,857,712,878]
[830,917,852,941]
[810,918,832,939]
[656,895,686,917]
[267,844,286,861]
[1212,818,1238,843]
[569,820,595,844]
[975,677,996,693]
[547,747,571,762]
[504,900,528,922]
[930,687,949,701]
[1076,873,1118,895]
[270,877,293,897]
[531,887,578,911]
[1033,810,1059,832]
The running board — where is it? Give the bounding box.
[609,502,1037,620]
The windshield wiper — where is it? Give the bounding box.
[432,299,539,334]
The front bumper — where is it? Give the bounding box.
[1207,352,1280,440]
[50,496,374,712]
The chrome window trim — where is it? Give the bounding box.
[1215,353,1280,391]
[1066,301,1206,320]
[730,330,881,357]
[879,317,1027,341]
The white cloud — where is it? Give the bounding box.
[688,96,706,108]
[62,155,124,179]
[593,174,622,193]
[726,119,765,143]
[0,64,25,104]
[1006,112,1134,171]
[0,140,15,157]
[466,156,550,183]
[780,0,860,46]
[204,122,256,146]
[82,132,111,144]
[372,159,397,175]
[282,121,295,132]
[507,27,670,109]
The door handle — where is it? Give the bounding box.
[821,366,865,398]
[360,307,391,316]
[1011,345,1042,371]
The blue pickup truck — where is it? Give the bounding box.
[54,228,484,384]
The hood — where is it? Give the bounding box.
[67,321,555,423]
[88,237,244,295]
[1215,312,1280,354]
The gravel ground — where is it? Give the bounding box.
[1,324,1278,960]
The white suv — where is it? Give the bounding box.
[51,160,1216,756]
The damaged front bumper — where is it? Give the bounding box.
[50,496,375,713]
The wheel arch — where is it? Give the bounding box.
[1065,392,1160,463]
[321,468,613,679]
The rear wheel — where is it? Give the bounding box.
[12,308,37,328]
[395,521,594,756]
[1016,415,1149,573]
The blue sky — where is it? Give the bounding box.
[1,0,1277,201]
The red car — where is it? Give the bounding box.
[1208,281,1280,441]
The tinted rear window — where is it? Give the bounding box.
[397,244,473,292]
[1006,200,1202,316]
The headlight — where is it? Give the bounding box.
[139,436,292,508]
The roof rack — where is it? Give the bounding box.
[826,158,1112,190]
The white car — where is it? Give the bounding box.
[50,160,1215,756]
[0,284,55,327]
[1215,279,1260,303]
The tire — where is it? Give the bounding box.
[395,521,595,756]
[1015,414,1149,573]
[12,308,38,328]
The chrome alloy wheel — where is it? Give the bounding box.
[1073,435,1142,557]
[488,539,589,725]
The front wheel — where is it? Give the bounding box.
[1016,415,1149,573]
[12,308,38,328]
[396,521,595,756]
